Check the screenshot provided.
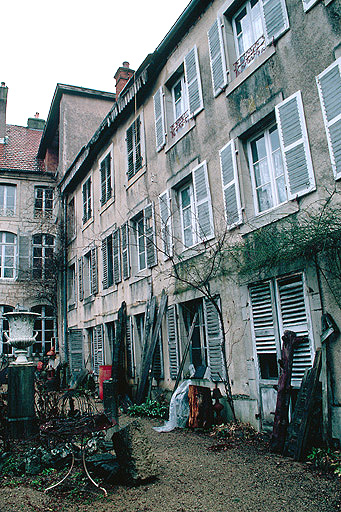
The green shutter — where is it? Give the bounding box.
[167,305,179,380]
[102,238,108,289]
[262,0,289,42]
[204,297,225,381]
[68,329,84,376]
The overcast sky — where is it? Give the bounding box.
[3,0,189,127]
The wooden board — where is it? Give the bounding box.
[188,385,213,429]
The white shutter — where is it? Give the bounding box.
[219,139,243,229]
[92,325,104,376]
[144,203,157,268]
[90,247,98,295]
[121,222,130,280]
[276,274,314,381]
[153,87,166,151]
[302,0,320,12]
[78,257,83,301]
[204,297,225,381]
[18,234,30,280]
[159,190,173,259]
[275,91,315,199]
[262,0,289,43]
[126,316,135,378]
[167,305,179,380]
[68,329,84,375]
[184,46,204,117]
[113,228,121,284]
[208,18,228,96]
[249,281,277,356]
[316,58,341,180]
[102,238,108,289]
[193,161,214,241]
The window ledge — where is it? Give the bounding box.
[241,199,300,235]
[83,295,95,305]
[82,218,94,231]
[165,118,196,153]
[226,45,276,98]
[126,167,146,190]
[100,196,115,214]
[68,303,76,312]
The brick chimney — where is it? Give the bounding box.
[114,62,134,98]
[27,112,45,130]
[0,82,8,143]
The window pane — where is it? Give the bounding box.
[5,233,15,244]
[257,184,273,211]
[254,160,270,187]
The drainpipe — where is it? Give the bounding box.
[62,194,69,366]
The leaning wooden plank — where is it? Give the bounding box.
[136,291,168,404]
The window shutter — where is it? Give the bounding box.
[302,0,319,12]
[167,305,179,380]
[316,58,341,180]
[17,234,30,280]
[153,87,166,151]
[121,222,130,280]
[144,203,157,268]
[106,154,112,202]
[262,0,289,43]
[90,247,98,295]
[275,91,315,199]
[102,238,108,289]
[78,257,83,301]
[82,184,87,222]
[68,329,84,376]
[135,116,142,171]
[100,160,106,206]
[204,297,225,381]
[192,162,214,241]
[184,46,204,116]
[152,331,164,380]
[113,228,121,284]
[126,124,134,179]
[219,139,243,229]
[92,325,104,375]
[126,316,135,378]
[249,281,277,357]
[208,18,228,96]
[276,274,314,381]
[159,190,173,259]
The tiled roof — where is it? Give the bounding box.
[0,124,46,173]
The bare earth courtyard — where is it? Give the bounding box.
[0,416,340,512]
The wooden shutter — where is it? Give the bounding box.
[68,329,84,375]
[126,316,135,378]
[17,234,30,280]
[113,228,121,284]
[100,160,107,206]
[184,46,204,116]
[275,91,315,199]
[82,182,87,222]
[106,154,112,201]
[126,124,134,179]
[144,203,157,268]
[316,58,341,180]
[78,257,83,301]
[219,139,243,229]
[121,222,130,280]
[153,87,166,151]
[92,325,104,375]
[204,297,225,381]
[208,18,228,96]
[134,116,142,171]
[249,281,277,357]
[276,274,314,381]
[159,190,173,259]
[192,162,214,241]
[152,331,164,380]
[262,0,289,43]
[302,0,319,12]
[90,247,98,295]
[167,305,179,380]
[102,238,108,289]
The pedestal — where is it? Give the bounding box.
[7,363,37,439]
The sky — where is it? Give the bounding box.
[2,0,190,127]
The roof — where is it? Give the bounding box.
[38,84,116,159]
[0,124,46,173]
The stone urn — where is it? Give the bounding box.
[4,307,39,364]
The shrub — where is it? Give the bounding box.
[127,399,168,419]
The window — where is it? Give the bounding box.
[31,305,56,356]
[82,177,92,223]
[249,273,314,383]
[67,198,76,239]
[32,234,55,279]
[0,232,17,279]
[132,204,157,272]
[208,0,289,89]
[100,151,113,205]
[177,162,214,249]
[126,116,142,179]
[316,57,341,180]
[82,247,98,298]
[102,234,113,289]
[34,186,53,218]
[0,305,14,355]
[248,124,286,213]
[0,184,16,216]
[153,46,203,148]
[67,263,76,306]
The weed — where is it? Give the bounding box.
[127,399,169,419]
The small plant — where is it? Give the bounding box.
[127,399,169,419]
[307,447,341,477]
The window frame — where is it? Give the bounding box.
[34,186,53,218]
[67,263,76,306]
[31,305,57,356]
[99,147,114,206]
[32,233,55,280]
[82,177,92,224]
[0,232,17,280]
[0,184,16,217]
[126,115,143,180]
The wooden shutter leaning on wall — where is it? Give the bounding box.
[126,316,135,378]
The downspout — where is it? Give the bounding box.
[62,194,69,366]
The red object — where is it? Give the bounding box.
[98,365,112,400]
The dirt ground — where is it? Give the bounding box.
[0,416,340,512]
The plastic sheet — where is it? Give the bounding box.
[153,379,193,433]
